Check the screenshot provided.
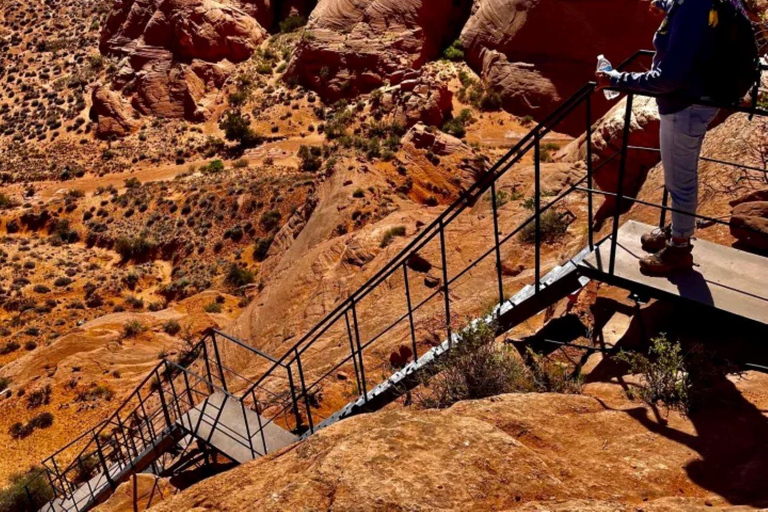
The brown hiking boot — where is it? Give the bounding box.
[639,242,694,275]
[640,226,671,253]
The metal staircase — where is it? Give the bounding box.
[20,51,768,512]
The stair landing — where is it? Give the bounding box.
[579,221,768,325]
[177,392,298,464]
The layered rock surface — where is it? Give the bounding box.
[92,0,267,137]
[283,0,472,100]
[459,0,662,130]
[145,380,768,512]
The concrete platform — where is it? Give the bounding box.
[177,392,298,464]
[579,220,768,325]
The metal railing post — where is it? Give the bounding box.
[586,92,595,250]
[439,219,452,344]
[210,332,229,393]
[94,434,115,490]
[164,361,185,421]
[155,370,173,429]
[350,299,368,404]
[201,338,215,394]
[610,93,634,275]
[252,390,268,455]
[286,363,303,431]
[344,309,363,392]
[240,401,256,459]
[402,263,418,363]
[490,181,505,311]
[294,348,315,434]
[534,132,542,293]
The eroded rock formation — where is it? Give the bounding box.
[459,0,662,130]
[283,0,472,100]
[92,0,267,137]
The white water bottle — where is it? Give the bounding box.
[597,55,620,101]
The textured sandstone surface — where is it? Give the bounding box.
[145,379,768,511]
[284,0,472,100]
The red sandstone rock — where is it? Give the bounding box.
[90,85,141,139]
[284,0,472,100]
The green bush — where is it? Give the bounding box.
[226,264,255,287]
[298,145,322,171]
[25,385,51,409]
[9,422,33,439]
[254,236,274,262]
[280,14,307,33]
[122,320,146,338]
[163,320,181,336]
[380,226,406,248]
[0,467,54,512]
[204,302,223,314]
[114,234,157,260]
[221,111,259,146]
[416,321,531,409]
[27,412,53,430]
[442,39,464,61]
[259,210,282,232]
[617,335,690,412]
[519,209,570,244]
[200,159,225,174]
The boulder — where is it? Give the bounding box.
[381,71,453,129]
[402,123,466,156]
[459,0,662,132]
[558,95,660,226]
[95,0,266,131]
[90,85,141,139]
[283,0,472,100]
[730,198,768,252]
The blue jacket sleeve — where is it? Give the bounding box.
[611,0,710,95]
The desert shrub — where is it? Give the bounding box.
[539,142,560,163]
[226,264,254,287]
[253,236,274,262]
[122,320,146,338]
[25,385,51,409]
[75,385,113,403]
[200,159,225,174]
[380,226,406,248]
[442,39,464,61]
[163,320,181,336]
[204,302,222,314]
[32,285,50,293]
[9,422,33,439]
[124,177,141,189]
[27,412,53,430]
[519,209,570,244]
[0,341,20,355]
[24,342,37,351]
[53,276,72,287]
[259,210,282,232]
[233,159,249,169]
[525,347,582,393]
[114,234,157,260]
[416,321,531,409]
[221,111,258,146]
[352,188,364,198]
[0,377,10,393]
[0,193,19,210]
[441,108,474,138]
[298,145,322,171]
[617,335,690,412]
[280,14,307,33]
[479,90,503,111]
[229,90,250,107]
[71,454,99,484]
[0,466,54,511]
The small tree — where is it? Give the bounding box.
[221,111,258,147]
